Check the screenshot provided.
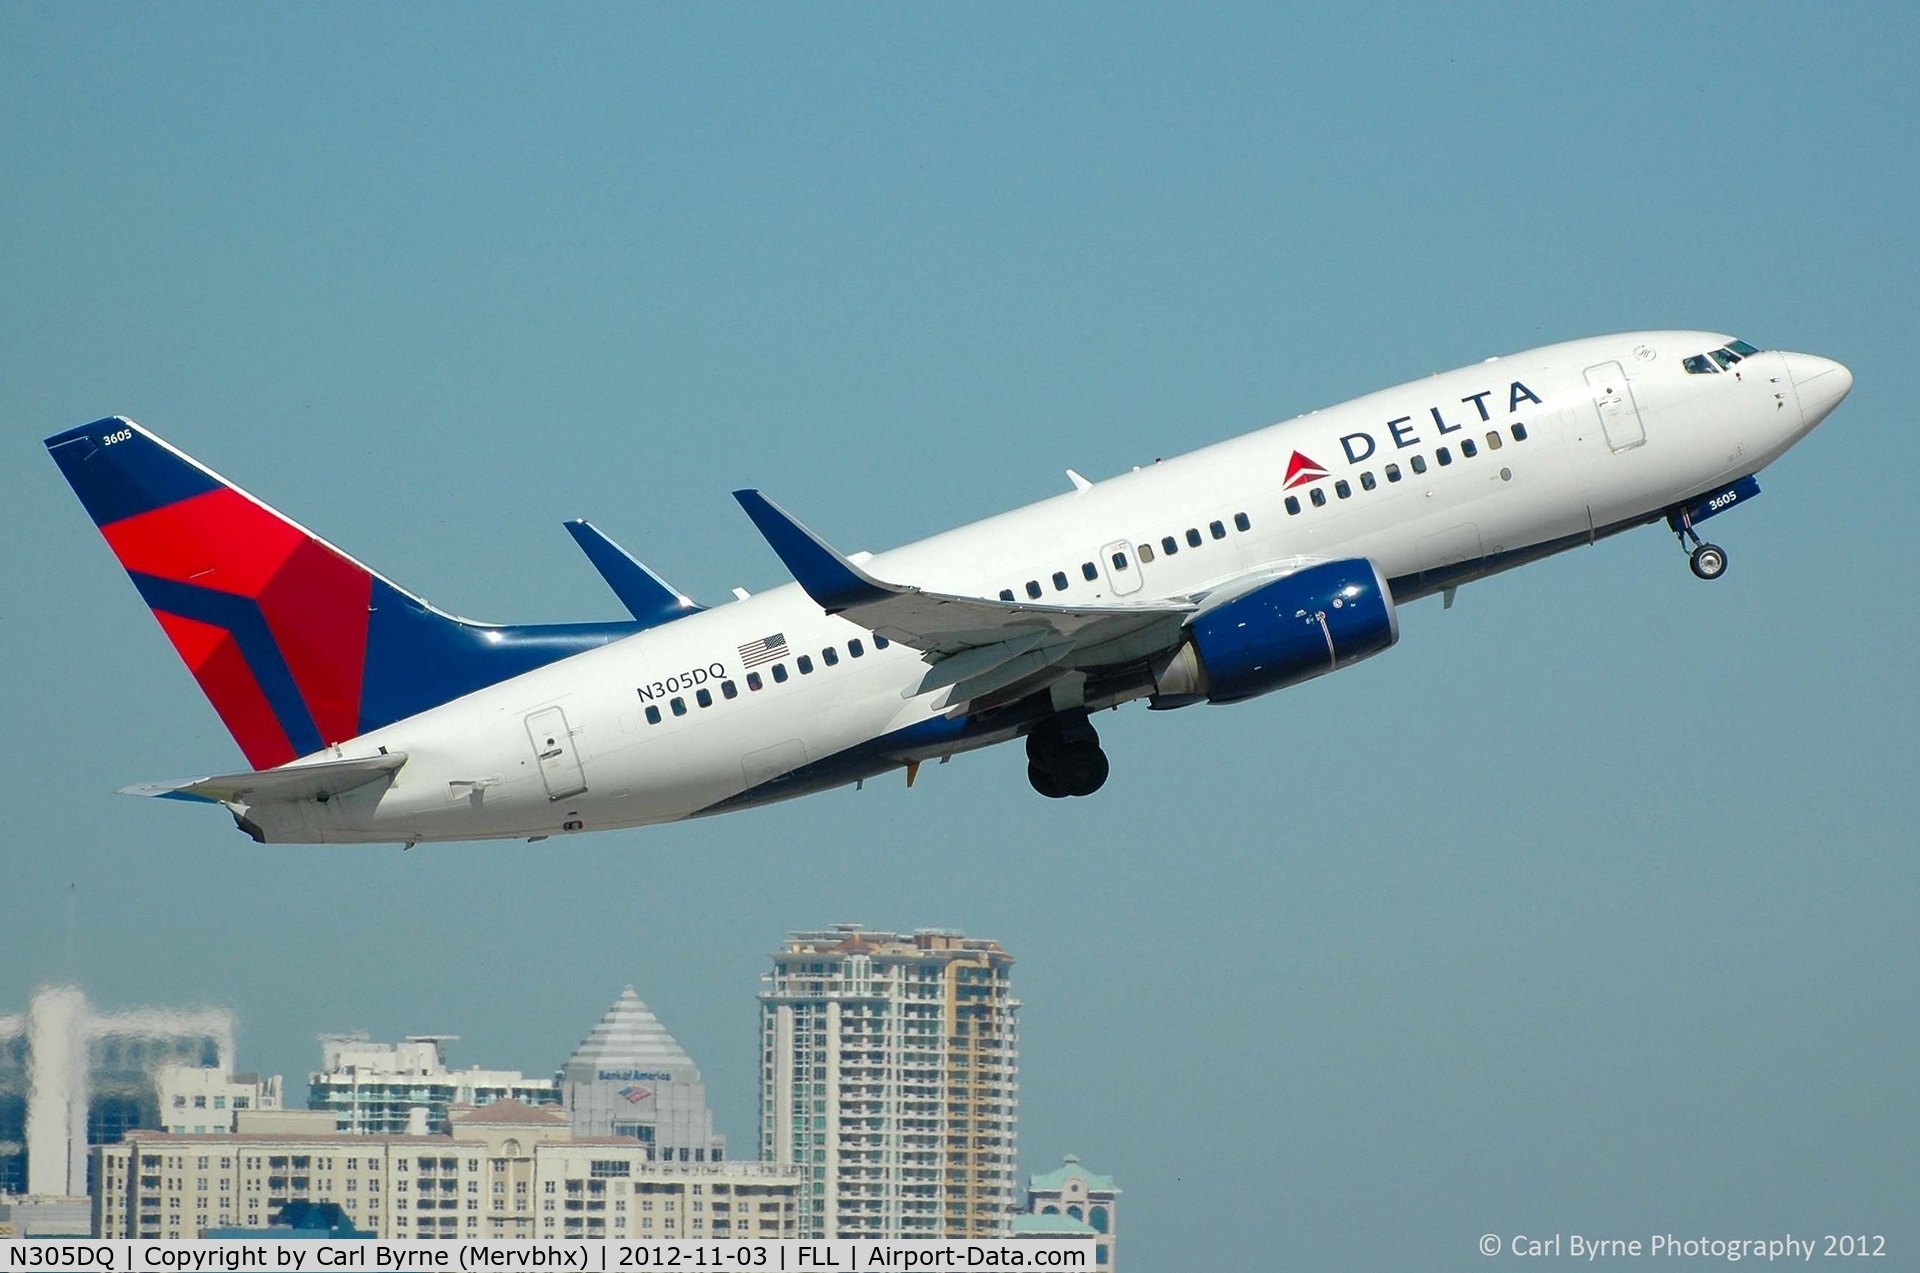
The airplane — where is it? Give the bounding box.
[44,330,1851,845]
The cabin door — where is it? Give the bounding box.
[1584,361,1646,452]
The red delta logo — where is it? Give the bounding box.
[1283,451,1328,490]
[619,1086,652,1104]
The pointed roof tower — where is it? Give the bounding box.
[563,987,697,1079]
[561,987,724,1159]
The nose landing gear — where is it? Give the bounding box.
[1671,505,1728,581]
[1026,712,1110,799]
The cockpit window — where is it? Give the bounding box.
[1710,348,1742,369]
[1683,354,1719,375]
[1726,338,1760,356]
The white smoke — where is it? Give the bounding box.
[24,983,87,1197]
[14,985,238,1199]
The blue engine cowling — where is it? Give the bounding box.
[1166,558,1399,704]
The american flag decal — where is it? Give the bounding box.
[738,633,789,668]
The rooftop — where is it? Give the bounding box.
[563,987,697,1076]
[447,1099,569,1127]
[1028,1154,1119,1194]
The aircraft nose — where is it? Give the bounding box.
[1782,352,1854,428]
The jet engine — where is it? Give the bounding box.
[1153,558,1398,705]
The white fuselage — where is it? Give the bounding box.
[249,332,1846,843]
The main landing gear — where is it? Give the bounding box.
[1026,711,1109,799]
[1671,506,1728,581]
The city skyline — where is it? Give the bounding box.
[3,924,1031,1174]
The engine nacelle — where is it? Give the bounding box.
[1154,558,1399,705]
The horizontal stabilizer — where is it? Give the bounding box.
[564,520,702,627]
[122,752,408,804]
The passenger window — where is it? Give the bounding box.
[1334,479,1351,499]
[1436,447,1452,466]
[1209,520,1225,540]
[822,647,839,667]
[695,688,712,708]
[848,639,864,658]
[1137,543,1154,563]
[1161,536,1179,556]
[1411,455,1428,474]
[1359,471,1376,491]
[1233,512,1251,531]
[1111,551,1130,571]
[797,655,814,674]
[1285,495,1301,515]
[1683,354,1718,375]
[1309,488,1327,507]
[644,705,661,725]
[1025,580,1042,599]
[1485,430,1502,450]
[747,671,763,691]
[1461,438,1477,458]
[721,680,738,700]
[1081,561,1098,581]
[670,697,687,717]
[874,635,890,649]
[1052,571,1068,591]
[771,664,788,684]
[999,589,1015,602]
[1185,528,1202,548]
[1385,463,1401,482]
[1510,422,1528,442]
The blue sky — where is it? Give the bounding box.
[3,4,1916,1266]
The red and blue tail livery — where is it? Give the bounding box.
[45,419,638,771]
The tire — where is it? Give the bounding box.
[1069,747,1110,797]
[1690,543,1727,580]
[1028,761,1072,799]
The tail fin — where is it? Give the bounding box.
[46,418,638,769]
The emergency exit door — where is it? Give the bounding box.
[525,706,587,800]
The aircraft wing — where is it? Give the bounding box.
[121,753,408,804]
[732,490,1192,661]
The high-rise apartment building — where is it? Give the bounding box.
[759,925,1018,1240]
[308,1035,560,1135]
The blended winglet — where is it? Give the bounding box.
[732,489,903,613]
[564,520,702,628]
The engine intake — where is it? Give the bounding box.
[1155,558,1399,704]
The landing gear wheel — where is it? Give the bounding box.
[1028,762,1073,799]
[1052,748,1113,798]
[1689,543,1727,580]
[1025,713,1110,798]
